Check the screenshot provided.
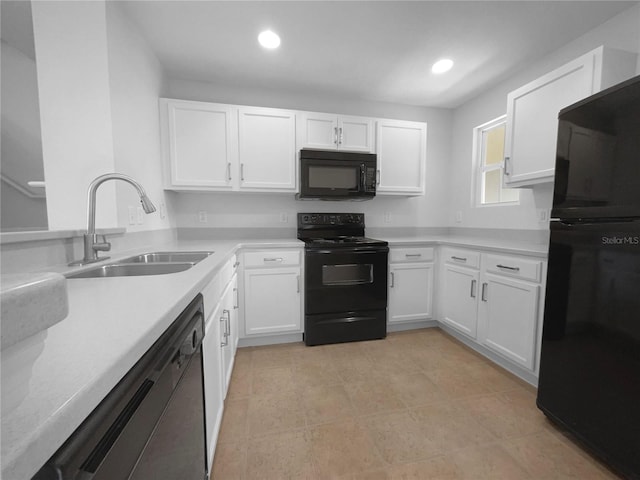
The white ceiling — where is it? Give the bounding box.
[121,1,637,108]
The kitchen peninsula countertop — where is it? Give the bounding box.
[1,232,547,479]
[1,237,302,480]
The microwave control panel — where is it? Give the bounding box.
[365,167,376,192]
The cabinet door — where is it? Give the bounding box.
[244,267,301,335]
[376,119,426,195]
[338,116,374,152]
[299,112,339,150]
[219,279,236,397]
[478,273,539,370]
[388,263,433,323]
[161,99,235,189]
[203,303,223,470]
[503,50,602,187]
[238,107,297,191]
[441,265,479,338]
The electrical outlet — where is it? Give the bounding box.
[198,211,207,223]
[136,206,144,225]
[384,212,391,223]
[279,212,288,223]
[128,206,136,225]
[455,211,463,223]
[159,202,166,220]
[537,209,549,223]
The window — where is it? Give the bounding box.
[474,116,519,205]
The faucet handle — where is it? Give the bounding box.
[93,235,111,252]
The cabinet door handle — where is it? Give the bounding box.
[338,127,343,145]
[405,253,422,258]
[296,275,300,293]
[481,282,488,302]
[223,309,231,337]
[233,261,240,268]
[451,256,467,262]
[504,156,511,176]
[496,264,520,272]
[227,162,232,181]
[233,287,239,309]
[334,126,339,145]
[390,272,395,288]
[264,257,283,263]
[220,315,228,347]
[470,279,477,298]
[240,163,245,181]
[376,169,381,185]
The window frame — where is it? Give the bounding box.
[472,115,519,207]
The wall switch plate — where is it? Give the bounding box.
[128,206,136,225]
[455,210,463,223]
[198,211,207,223]
[136,206,144,225]
[279,212,288,223]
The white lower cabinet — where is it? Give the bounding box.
[477,273,539,370]
[241,249,302,336]
[441,264,480,338]
[438,247,545,376]
[202,301,223,471]
[200,255,238,470]
[220,273,238,397]
[440,248,481,338]
[388,246,434,324]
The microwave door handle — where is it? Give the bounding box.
[360,164,366,191]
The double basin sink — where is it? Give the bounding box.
[67,251,214,279]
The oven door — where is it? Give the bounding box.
[305,247,388,314]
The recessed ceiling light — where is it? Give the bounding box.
[432,58,454,74]
[258,30,281,49]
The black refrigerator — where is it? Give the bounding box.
[537,74,640,479]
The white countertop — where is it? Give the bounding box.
[1,233,547,479]
[0,238,302,480]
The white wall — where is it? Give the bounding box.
[167,79,452,229]
[32,1,118,230]
[447,3,640,231]
[106,2,173,232]
[30,1,171,232]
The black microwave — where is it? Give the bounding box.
[298,149,377,200]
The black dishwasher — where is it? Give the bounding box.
[32,295,207,480]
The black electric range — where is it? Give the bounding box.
[298,213,389,346]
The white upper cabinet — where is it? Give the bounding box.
[161,100,297,192]
[238,106,297,191]
[298,112,373,152]
[504,46,637,188]
[375,119,427,195]
[160,99,235,190]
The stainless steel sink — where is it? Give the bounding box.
[121,251,213,264]
[67,262,195,279]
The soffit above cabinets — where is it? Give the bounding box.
[119,1,636,108]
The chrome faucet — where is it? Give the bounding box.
[70,173,156,266]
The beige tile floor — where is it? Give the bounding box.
[211,328,621,479]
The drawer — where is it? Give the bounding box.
[483,253,542,282]
[442,247,480,269]
[243,250,300,268]
[390,246,434,263]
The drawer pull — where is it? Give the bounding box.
[481,282,488,302]
[405,253,422,258]
[264,257,283,263]
[451,256,467,262]
[470,279,477,298]
[497,264,520,272]
[390,272,395,288]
